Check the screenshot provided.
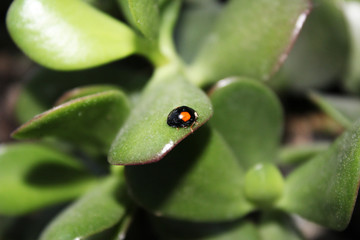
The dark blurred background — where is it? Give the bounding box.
[0,0,33,143]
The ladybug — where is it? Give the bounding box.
[167,106,198,131]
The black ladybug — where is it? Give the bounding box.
[167,106,198,129]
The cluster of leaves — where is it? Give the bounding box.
[2,0,360,239]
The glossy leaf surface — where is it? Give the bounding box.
[209,78,283,169]
[40,175,128,240]
[7,0,140,70]
[0,143,95,215]
[126,126,253,221]
[13,90,130,153]
[189,0,310,86]
[278,120,360,230]
[109,65,213,165]
[117,0,160,40]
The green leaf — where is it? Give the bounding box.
[244,163,284,208]
[0,143,95,216]
[6,0,142,70]
[117,0,160,40]
[158,0,170,7]
[55,85,121,105]
[15,64,150,124]
[189,0,311,86]
[13,90,130,154]
[278,120,360,230]
[271,0,350,91]
[209,78,283,169]
[278,143,330,165]
[158,0,182,62]
[124,77,282,220]
[109,64,213,165]
[309,92,359,128]
[343,1,360,93]
[126,126,254,221]
[152,217,260,240]
[175,0,222,63]
[40,175,128,240]
[259,212,304,240]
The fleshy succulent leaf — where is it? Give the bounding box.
[0,143,95,216]
[125,126,254,221]
[124,77,283,221]
[54,85,121,105]
[244,163,285,208]
[175,0,222,63]
[278,120,360,230]
[15,64,150,124]
[13,90,130,153]
[278,143,330,165]
[209,78,283,169]
[109,64,213,165]
[6,0,146,70]
[40,174,128,240]
[271,0,350,91]
[117,0,160,40]
[189,0,311,86]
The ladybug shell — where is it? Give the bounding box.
[167,106,198,128]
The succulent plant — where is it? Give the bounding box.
[2,0,360,239]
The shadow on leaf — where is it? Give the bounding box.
[125,125,211,210]
[25,162,90,187]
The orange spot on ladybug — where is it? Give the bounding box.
[167,106,198,129]
[179,112,191,122]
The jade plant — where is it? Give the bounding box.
[2,0,360,239]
